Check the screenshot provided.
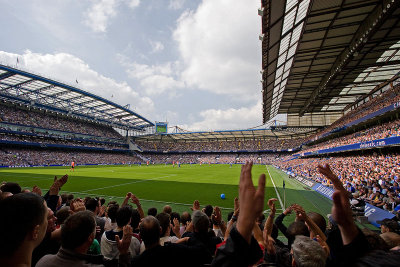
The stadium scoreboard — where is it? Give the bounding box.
[155,122,168,133]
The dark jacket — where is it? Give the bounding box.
[132,242,208,267]
[32,232,60,267]
[183,230,222,258]
[212,227,263,267]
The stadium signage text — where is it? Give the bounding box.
[364,203,395,227]
[294,176,315,187]
[312,183,334,200]
[309,136,400,155]
[360,140,386,149]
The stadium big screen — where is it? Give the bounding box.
[155,122,168,133]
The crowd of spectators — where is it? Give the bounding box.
[309,81,400,142]
[0,148,141,167]
[0,104,123,139]
[0,133,129,150]
[145,153,280,165]
[136,138,304,153]
[1,162,400,266]
[301,119,400,154]
[275,153,400,213]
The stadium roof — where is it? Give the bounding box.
[135,126,319,141]
[0,64,154,130]
[260,0,400,123]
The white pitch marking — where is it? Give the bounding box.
[267,166,284,210]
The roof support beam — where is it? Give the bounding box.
[300,0,400,116]
[0,79,35,92]
[18,84,56,98]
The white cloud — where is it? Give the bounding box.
[118,55,184,96]
[0,50,154,118]
[173,0,261,100]
[125,0,140,9]
[83,0,140,33]
[179,101,262,131]
[84,0,119,33]
[149,41,165,53]
[169,0,186,10]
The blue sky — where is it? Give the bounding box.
[0,0,270,131]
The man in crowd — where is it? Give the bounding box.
[101,206,140,262]
[132,216,208,267]
[86,198,106,242]
[32,207,61,266]
[378,218,400,234]
[0,193,48,267]
[36,210,132,267]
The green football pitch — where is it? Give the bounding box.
[0,164,333,225]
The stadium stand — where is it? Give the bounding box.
[0,148,142,167]
[0,103,123,139]
[136,138,305,152]
[0,64,155,167]
[144,152,280,165]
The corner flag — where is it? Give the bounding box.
[283,180,285,189]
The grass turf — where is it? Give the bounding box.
[0,164,334,222]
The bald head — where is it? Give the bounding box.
[140,216,161,248]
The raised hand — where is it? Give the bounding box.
[234,197,240,216]
[265,198,278,238]
[283,205,293,215]
[185,221,194,233]
[122,192,132,207]
[115,225,133,255]
[130,194,140,206]
[293,204,326,241]
[171,218,181,238]
[58,174,68,188]
[49,174,68,195]
[237,161,266,244]
[318,164,344,191]
[70,198,86,213]
[267,198,277,215]
[318,164,357,245]
[98,205,106,217]
[292,204,306,220]
[32,185,42,196]
[191,200,200,211]
[212,206,222,225]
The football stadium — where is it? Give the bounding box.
[1,0,400,266]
